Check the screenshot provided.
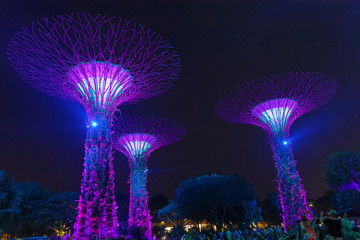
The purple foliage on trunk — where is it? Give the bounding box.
[215,72,337,229]
[113,115,185,240]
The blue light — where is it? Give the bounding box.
[283,141,288,145]
[91,121,98,127]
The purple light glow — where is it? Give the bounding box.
[339,181,360,192]
[216,72,337,137]
[8,13,180,239]
[68,61,133,110]
[120,134,157,156]
[215,72,337,229]
[252,98,297,134]
[271,136,310,229]
[113,115,185,240]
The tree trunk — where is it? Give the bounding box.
[73,114,118,239]
[128,153,152,240]
[271,135,310,230]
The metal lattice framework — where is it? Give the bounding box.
[215,72,337,136]
[7,13,180,240]
[113,115,185,240]
[7,13,180,116]
[215,72,337,229]
[114,115,185,157]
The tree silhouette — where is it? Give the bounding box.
[325,151,360,192]
[159,174,261,231]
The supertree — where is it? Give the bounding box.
[215,72,337,229]
[112,115,185,239]
[7,13,180,239]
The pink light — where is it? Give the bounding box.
[68,61,133,109]
[119,133,157,156]
[252,98,297,134]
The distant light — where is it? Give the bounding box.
[283,141,288,145]
[91,121,98,127]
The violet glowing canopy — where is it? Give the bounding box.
[252,98,298,134]
[7,13,180,115]
[114,115,186,157]
[68,61,132,110]
[216,72,337,136]
[7,13,180,240]
[121,134,156,157]
[113,115,185,239]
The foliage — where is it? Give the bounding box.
[332,190,360,214]
[49,221,72,239]
[149,193,168,222]
[325,151,360,191]
[313,191,335,215]
[149,194,168,239]
[41,192,79,225]
[159,173,261,232]
[260,193,282,226]
[164,225,187,240]
[127,225,148,240]
[270,136,311,229]
[241,199,262,228]
[0,169,79,237]
[158,203,189,228]
[0,170,19,232]
[14,181,52,235]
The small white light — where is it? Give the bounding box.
[91,121,98,127]
[283,141,288,145]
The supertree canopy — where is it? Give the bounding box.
[215,72,337,229]
[7,13,180,239]
[113,115,185,239]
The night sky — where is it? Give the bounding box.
[1,0,360,201]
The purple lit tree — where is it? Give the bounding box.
[113,115,185,240]
[7,13,180,239]
[325,151,360,192]
[215,72,337,229]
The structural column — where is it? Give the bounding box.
[271,135,310,229]
[128,153,152,239]
[74,114,118,239]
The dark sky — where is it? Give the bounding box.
[1,0,360,201]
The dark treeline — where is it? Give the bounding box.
[0,169,79,236]
[0,167,359,238]
[0,169,170,238]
